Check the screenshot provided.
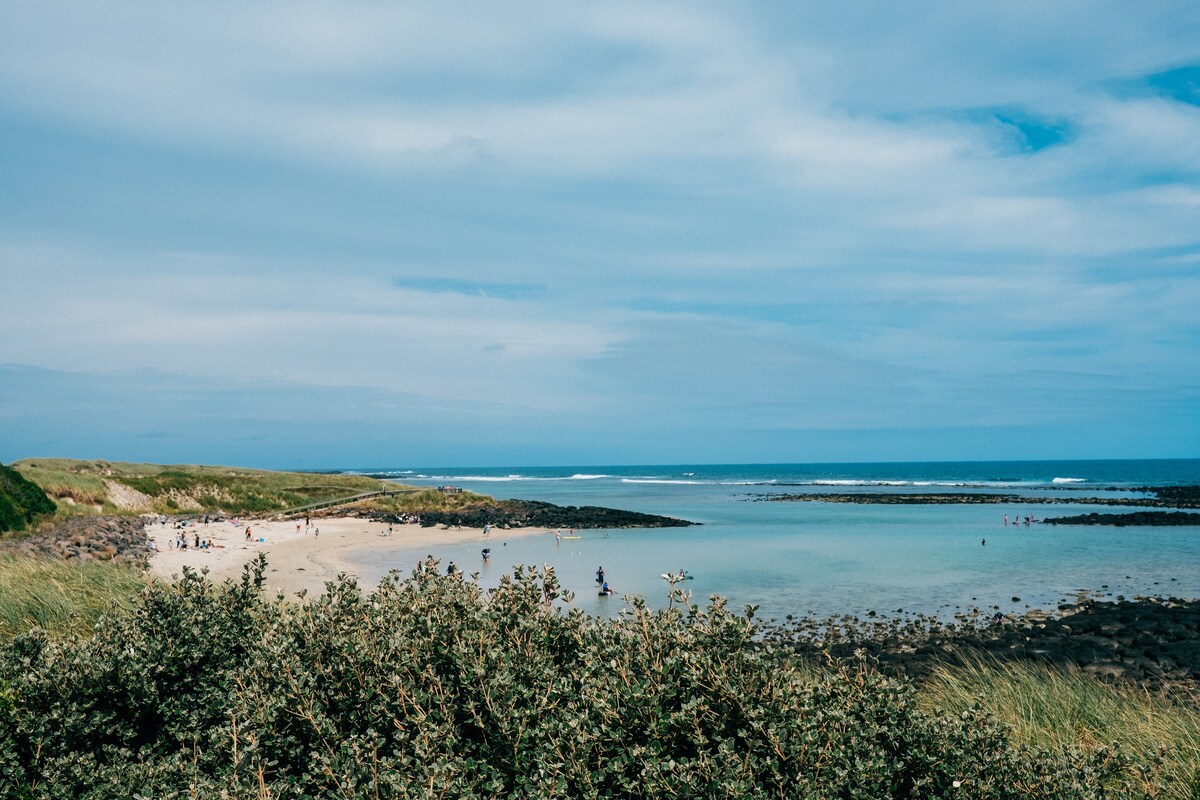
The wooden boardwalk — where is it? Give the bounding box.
[274,489,418,519]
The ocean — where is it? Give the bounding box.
[339,460,1200,622]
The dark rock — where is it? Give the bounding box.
[765,595,1200,697]
[761,490,1200,509]
[366,498,694,530]
[1,515,151,564]
[1043,511,1200,526]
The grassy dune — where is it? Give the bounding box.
[0,552,144,638]
[922,655,1200,798]
[11,458,489,518]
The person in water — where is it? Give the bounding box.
[596,566,605,584]
[600,581,613,595]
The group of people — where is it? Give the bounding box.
[171,532,214,551]
[596,566,614,596]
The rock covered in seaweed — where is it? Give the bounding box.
[369,498,694,529]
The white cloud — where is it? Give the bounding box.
[2,1,1199,459]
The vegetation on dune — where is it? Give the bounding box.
[10,459,656,529]
[922,655,1200,799]
[0,557,1170,799]
[11,459,457,518]
[0,553,143,638]
[342,486,495,515]
[0,463,57,534]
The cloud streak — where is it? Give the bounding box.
[1,1,1198,465]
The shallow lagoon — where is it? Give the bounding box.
[344,461,1200,621]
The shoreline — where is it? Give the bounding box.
[145,516,556,595]
[142,517,1200,694]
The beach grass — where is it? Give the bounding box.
[920,654,1200,798]
[360,486,493,514]
[11,459,438,517]
[0,552,145,639]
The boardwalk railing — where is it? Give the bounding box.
[273,489,418,519]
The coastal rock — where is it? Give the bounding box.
[770,596,1200,696]
[1042,511,1200,526]
[1,515,152,564]
[761,489,1200,509]
[366,499,694,530]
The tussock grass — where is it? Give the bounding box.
[920,654,1200,798]
[0,553,144,639]
[365,486,492,514]
[12,459,430,517]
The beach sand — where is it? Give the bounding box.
[146,517,553,596]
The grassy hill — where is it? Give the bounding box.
[0,463,57,533]
[11,458,486,518]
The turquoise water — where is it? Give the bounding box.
[340,460,1200,621]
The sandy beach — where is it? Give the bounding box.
[146,517,554,596]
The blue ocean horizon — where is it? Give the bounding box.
[335,459,1200,622]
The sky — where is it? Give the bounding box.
[2,2,1199,469]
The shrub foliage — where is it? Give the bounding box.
[0,464,56,534]
[0,558,1150,798]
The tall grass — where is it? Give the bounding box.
[12,459,420,517]
[0,553,144,639]
[12,463,109,508]
[920,654,1200,798]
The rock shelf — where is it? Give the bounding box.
[767,596,1200,696]
[368,498,695,529]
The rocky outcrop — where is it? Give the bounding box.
[769,596,1200,696]
[367,499,695,529]
[762,491,1200,509]
[2,515,151,563]
[1043,511,1200,526]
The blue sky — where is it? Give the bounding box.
[2,2,1198,468]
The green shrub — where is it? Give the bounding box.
[0,463,56,533]
[0,559,1150,799]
